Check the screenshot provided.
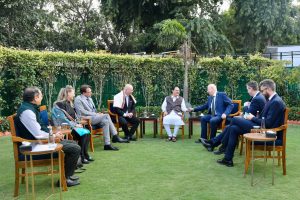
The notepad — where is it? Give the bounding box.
[31,144,57,152]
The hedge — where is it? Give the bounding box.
[0,46,300,121]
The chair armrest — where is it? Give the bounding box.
[11,136,48,144]
[108,110,119,123]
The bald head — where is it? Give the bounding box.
[207,84,217,96]
[124,84,134,96]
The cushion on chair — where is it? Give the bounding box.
[40,110,49,126]
[231,103,239,115]
[92,124,104,130]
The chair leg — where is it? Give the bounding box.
[90,134,94,152]
[282,150,286,175]
[14,167,20,197]
[160,123,163,139]
[60,153,68,191]
[240,136,244,155]
[21,168,25,184]
[244,140,251,175]
[182,126,184,141]
[207,123,211,139]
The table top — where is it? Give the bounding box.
[139,117,158,120]
[244,133,277,142]
[21,143,63,155]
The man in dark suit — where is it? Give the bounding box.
[113,84,140,141]
[202,81,267,154]
[217,79,286,167]
[191,84,233,142]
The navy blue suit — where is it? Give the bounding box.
[224,93,285,161]
[211,92,267,146]
[194,92,233,139]
[244,92,266,116]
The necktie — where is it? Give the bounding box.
[211,96,216,116]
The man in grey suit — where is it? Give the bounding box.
[74,85,128,151]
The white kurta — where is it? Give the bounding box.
[161,96,187,126]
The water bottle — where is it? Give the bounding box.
[48,126,55,147]
[261,117,266,134]
[256,111,259,118]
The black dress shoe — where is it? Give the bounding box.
[214,146,226,155]
[82,158,90,164]
[195,138,202,143]
[104,144,119,151]
[69,175,79,181]
[66,178,80,187]
[86,157,94,162]
[129,136,137,141]
[217,158,234,167]
[112,135,129,143]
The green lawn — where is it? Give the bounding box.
[1,124,300,200]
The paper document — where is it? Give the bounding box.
[31,144,57,152]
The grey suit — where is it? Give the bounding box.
[74,95,117,145]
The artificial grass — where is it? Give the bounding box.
[0,124,300,200]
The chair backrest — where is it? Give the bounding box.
[107,100,114,113]
[39,105,49,126]
[7,114,20,162]
[282,108,289,145]
[230,100,242,116]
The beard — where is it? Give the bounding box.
[264,93,270,100]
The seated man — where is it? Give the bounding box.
[74,85,128,151]
[191,84,233,142]
[217,79,285,167]
[113,84,140,141]
[15,87,81,187]
[161,87,187,142]
[202,81,267,154]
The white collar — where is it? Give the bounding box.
[253,91,259,97]
[269,92,276,101]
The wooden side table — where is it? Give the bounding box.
[188,117,199,139]
[243,133,277,186]
[139,117,158,138]
[21,143,63,200]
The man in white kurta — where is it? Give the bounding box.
[161,87,187,142]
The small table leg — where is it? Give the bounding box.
[272,140,275,185]
[51,153,54,193]
[189,120,192,139]
[59,151,63,199]
[155,120,158,138]
[251,140,254,186]
[25,155,29,199]
[142,121,145,137]
[30,155,35,200]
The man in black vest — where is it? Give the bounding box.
[15,87,81,187]
[161,87,187,142]
[113,84,140,141]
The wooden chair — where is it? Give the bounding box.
[207,100,242,139]
[8,114,67,197]
[85,118,103,152]
[107,100,139,139]
[159,112,185,140]
[244,108,289,175]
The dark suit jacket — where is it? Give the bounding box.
[251,94,286,140]
[194,92,233,116]
[251,94,285,128]
[113,95,136,116]
[244,92,267,116]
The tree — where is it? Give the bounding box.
[229,0,295,52]
[0,0,56,49]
